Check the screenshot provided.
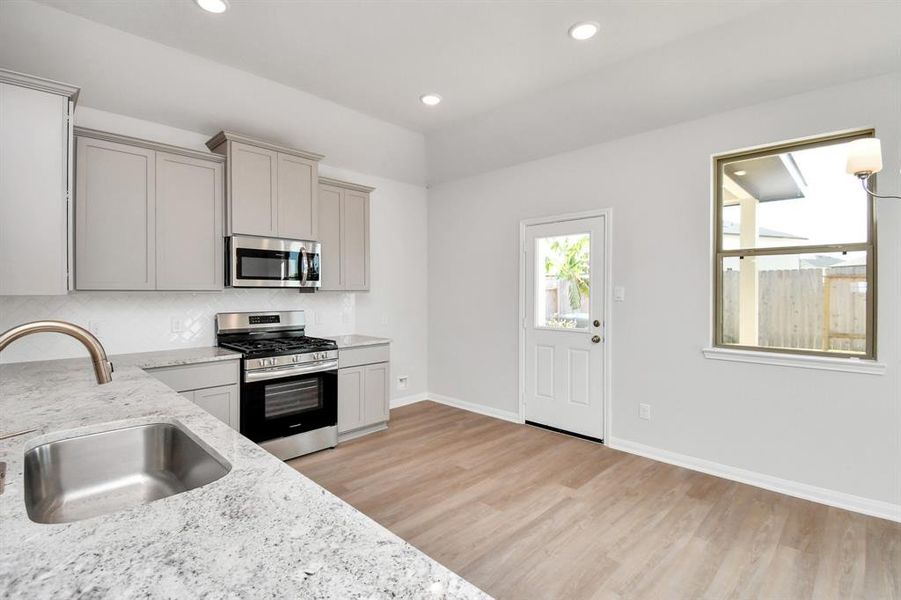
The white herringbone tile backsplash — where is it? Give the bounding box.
[0,290,355,363]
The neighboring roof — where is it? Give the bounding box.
[722,221,806,240]
[725,154,807,203]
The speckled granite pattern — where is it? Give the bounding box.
[324,334,391,349]
[0,359,489,599]
[112,346,242,369]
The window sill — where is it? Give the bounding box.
[701,347,886,375]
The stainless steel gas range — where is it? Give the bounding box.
[216,310,338,460]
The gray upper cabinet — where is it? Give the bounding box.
[206,131,323,240]
[318,184,343,289]
[277,153,318,240]
[74,128,225,291]
[155,152,224,290]
[0,70,79,295]
[318,177,373,291]
[76,136,157,290]
[229,141,277,237]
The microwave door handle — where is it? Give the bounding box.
[300,247,309,285]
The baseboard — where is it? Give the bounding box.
[389,392,429,409]
[607,436,901,523]
[427,393,522,424]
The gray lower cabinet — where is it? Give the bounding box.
[147,360,240,430]
[318,177,373,291]
[0,71,78,295]
[181,385,240,430]
[337,344,390,441]
[74,129,225,291]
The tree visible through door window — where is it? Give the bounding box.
[536,234,590,330]
[714,130,876,358]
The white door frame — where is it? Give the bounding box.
[518,208,613,442]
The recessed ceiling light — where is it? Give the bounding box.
[194,0,229,14]
[734,170,747,176]
[420,94,442,107]
[568,21,599,41]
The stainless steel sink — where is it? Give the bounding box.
[24,422,231,524]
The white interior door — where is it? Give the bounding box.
[523,215,606,439]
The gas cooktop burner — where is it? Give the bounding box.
[219,335,337,358]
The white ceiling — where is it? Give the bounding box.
[19,1,901,183]
[37,0,769,133]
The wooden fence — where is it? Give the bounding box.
[722,265,867,353]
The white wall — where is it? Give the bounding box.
[428,73,901,507]
[0,107,430,401]
[0,0,426,185]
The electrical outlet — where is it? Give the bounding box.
[397,376,409,391]
[341,312,350,325]
[314,311,324,325]
[639,403,651,420]
[614,286,626,302]
[381,314,389,326]
[170,318,184,334]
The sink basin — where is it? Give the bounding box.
[24,422,231,524]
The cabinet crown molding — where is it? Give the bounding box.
[205,130,325,162]
[0,68,80,104]
[74,127,225,163]
[319,176,375,193]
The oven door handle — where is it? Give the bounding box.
[245,359,338,383]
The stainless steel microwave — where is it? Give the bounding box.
[227,235,321,288]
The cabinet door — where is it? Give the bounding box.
[192,384,240,430]
[76,137,156,290]
[0,83,70,295]
[277,153,317,240]
[229,141,277,237]
[363,362,390,425]
[318,184,343,290]
[337,367,365,434]
[155,152,224,290]
[343,190,370,291]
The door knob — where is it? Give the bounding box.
[591,335,601,344]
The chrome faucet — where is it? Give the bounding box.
[0,321,113,384]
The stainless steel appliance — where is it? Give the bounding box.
[227,235,321,288]
[216,311,337,459]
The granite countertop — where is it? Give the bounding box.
[0,358,488,599]
[113,346,242,369]
[324,334,392,349]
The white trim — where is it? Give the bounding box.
[389,392,429,409]
[428,393,522,424]
[608,436,901,523]
[518,209,613,441]
[702,347,886,375]
[0,68,80,103]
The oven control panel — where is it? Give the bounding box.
[245,350,339,372]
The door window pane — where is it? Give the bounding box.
[720,251,868,355]
[720,140,869,250]
[536,234,590,330]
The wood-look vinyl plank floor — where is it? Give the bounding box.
[290,401,901,600]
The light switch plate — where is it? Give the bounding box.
[614,286,626,302]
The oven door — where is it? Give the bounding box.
[240,366,337,443]
[229,236,321,288]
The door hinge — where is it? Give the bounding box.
[522,317,527,329]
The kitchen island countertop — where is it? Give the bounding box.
[0,357,488,599]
